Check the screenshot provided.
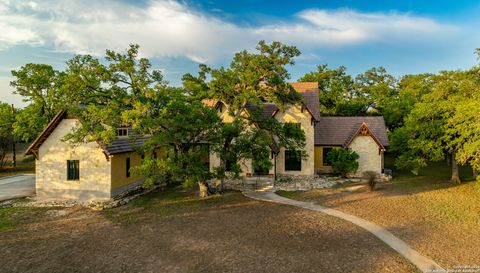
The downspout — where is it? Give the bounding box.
[274,152,278,184]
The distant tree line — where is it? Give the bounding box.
[298,58,480,183]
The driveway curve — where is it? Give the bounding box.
[0,174,35,202]
[244,189,444,273]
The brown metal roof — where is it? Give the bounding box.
[314,116,389,147]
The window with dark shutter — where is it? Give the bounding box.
[285,150,301,171]
[126,157,131,178]
[67,160,79,180]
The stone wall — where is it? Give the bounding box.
[274,105,315,176]
[210,104,315,177]
[274,174,360,191]
[347,135,383,176]
[36,119,112,201]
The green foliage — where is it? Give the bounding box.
[0,102,14,169]
[393,69,480,181]
[183,41,307,188]
[326,148,359,177]
[299,65,402,128]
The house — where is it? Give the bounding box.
[25,81,389,201]
[25,110,151,201]
[207,82,389,180]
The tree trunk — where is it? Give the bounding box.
[473,168,478,180]
[450,153,461,184]
[198,181,210,198]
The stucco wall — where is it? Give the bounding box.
[314,146,334,173]
[347,135,383,176]
[110,151,143,190]
[36,119,112,201]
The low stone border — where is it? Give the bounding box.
[274,175,361,191]
[0,184,165,210]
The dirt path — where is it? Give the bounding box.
[0,191,417,273]
[279,180,480,270]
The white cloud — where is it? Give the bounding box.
[0,0,457,62]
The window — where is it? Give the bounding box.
[323,147,333,166]
[67,160,79,180]
[126,157,131,178]
[225,154,238,172]
[286,122,301,129]
[285,150,301,171]
[117,128,128,137]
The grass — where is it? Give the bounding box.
[275,154,480,267]
[102,185,237,224]
[0,206,51,231]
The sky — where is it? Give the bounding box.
[1,0,480,107]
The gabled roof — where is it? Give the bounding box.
[25,110,68,158]
[290,82,321,121]
[314,116,389,147]
[245,103,278,119]
[25,111,149,158]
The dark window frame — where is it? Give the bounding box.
[323,147,333,166]
[117,128,128,137]
[67,160,80,181]
[126,157,131,178]
[285,150,302,171]
[286,122,301,129]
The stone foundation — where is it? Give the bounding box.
[274,174,361,191]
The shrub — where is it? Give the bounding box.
[364,171,378,191]
[326,148,359,178]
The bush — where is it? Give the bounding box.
[326,148,359,178]
[364,171,378,191]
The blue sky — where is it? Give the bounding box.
[1,0,480,106]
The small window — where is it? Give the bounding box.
[323,148,333,166]
[126,157,131,178]
[67,160,79,180]
[285,150,301,171]
[117,128,128,136]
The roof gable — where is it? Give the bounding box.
[25,110,149,158]
[344,122,385,150]
[314,116,389,147]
